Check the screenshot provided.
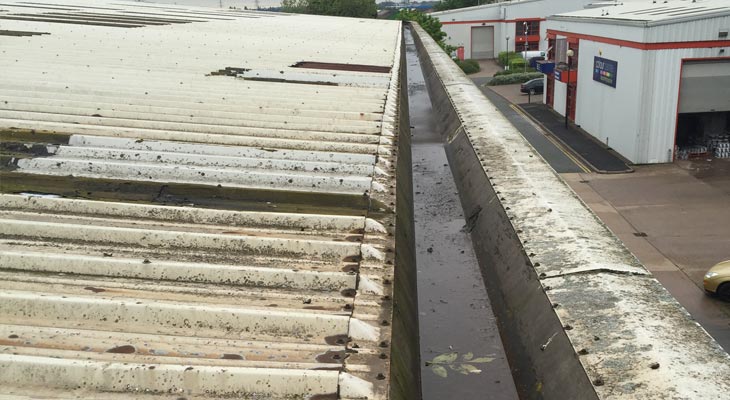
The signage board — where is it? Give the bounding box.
[554,68,561,81]
[536,61,555,74]
[593,56,618,88]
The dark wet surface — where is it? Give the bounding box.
[477,88,583,174]
[519,103,632,173]
[405,28,518,400]
[681,158,730,196]
[0,172,373,216]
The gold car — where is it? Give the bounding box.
[704,260,730,298]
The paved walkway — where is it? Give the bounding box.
[474,75,730,352]
[520,103,632,173]
[478,84,584,173]
[564,165,730,351]
[468,59,501,86]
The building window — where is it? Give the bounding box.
[516,20,540,52]
[516,20,540,37]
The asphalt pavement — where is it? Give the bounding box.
[477,85,585,173]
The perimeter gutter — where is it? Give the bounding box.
[410,22,730,400]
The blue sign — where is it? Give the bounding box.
[554,69,561,81]
[536,61,555,74]
[593,56,618,88]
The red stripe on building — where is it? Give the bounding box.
[547,29,730,50]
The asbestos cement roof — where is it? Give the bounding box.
[551,0,730,26]
[0,1,402,398]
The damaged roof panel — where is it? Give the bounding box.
[0,0,403,398]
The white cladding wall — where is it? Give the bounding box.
[646,14,730,42]
[572,41,728,164]
[548,19,645,41]
[548,12,730,164]
[435,0,598,58]
[638,48,729,163]
[574,41,644,162]
[443,22,518,58]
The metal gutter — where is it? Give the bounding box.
[411,22,730,400]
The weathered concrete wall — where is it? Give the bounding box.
[410,23,730,400]
[389,31,422,400]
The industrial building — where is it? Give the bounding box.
[2,0,730,399]
[543,0,730,163]
[432,0,625,60]
[0,1,418,399]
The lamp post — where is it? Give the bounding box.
[523,21,528,73]
[505,36,510,70]
[565,48,574,128]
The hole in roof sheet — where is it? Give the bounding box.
[34,12,194,25]
[244,77,340,86]
[207,67,251,77]
[0,3,76,11]
[292,61,391,74]
[20,2,122,11]
[0,14,145,28]
[0,29,49,36]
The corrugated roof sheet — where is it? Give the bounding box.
[0,1,403,398]
[551,0,730,26]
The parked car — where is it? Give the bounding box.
[520,78,544,95]
[704,260,730,298]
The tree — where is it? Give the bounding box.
[281,0,378,18]
[395,9,454,54]
[281,0,307,13]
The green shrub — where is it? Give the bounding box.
[497,51,524,67]
[508,57,527,71]
[454,59,480,75]
[487,72,543,86]
[494,67,537,77]
[497,51,515,66]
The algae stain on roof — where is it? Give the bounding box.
[0,0,404,398]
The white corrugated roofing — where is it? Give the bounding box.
[551,0,730,26]
[0,0,402,398]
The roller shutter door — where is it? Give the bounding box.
[471,26,494,59]
[679,60,730,113]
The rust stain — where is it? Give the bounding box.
[315,350,346,364]
[106,345,136,354]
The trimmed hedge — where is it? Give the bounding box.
[494,67,537,77]
[487,72,543,86]
[508,57,527,71]
[454,58,480,75]
[498,51,521,67]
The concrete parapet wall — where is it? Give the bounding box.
[410,23,730,400]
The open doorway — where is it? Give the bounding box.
[675,112,730,159]
[674,59,730,160]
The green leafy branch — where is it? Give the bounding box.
[425,352,495,378]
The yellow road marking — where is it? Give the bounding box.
[509,104,592,173]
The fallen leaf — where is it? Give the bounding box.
[431,365,448,378]
[432,352,458,364]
